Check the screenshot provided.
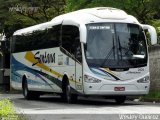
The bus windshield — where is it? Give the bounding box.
[85,23,147,68]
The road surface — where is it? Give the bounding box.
[0,94,160,120]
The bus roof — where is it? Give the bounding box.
[13,7,140,36]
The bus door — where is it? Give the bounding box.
[61,24,83,93]
[75,40,83,93]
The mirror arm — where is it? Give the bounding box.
[142,24,157,45]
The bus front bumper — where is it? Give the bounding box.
[83,83,150,96]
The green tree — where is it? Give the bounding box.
[65,0,159,24]
[65,0,160,43]
[0,0,66,38]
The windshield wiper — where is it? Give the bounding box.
[100,36,115,67]
[117,35,133,59]
[118,36,122,60]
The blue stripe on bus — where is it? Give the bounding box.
[90,67,111,77]
[90,67,120,80]
[11,56,58,88]
[11,55,81,95]
[98,68,120,80]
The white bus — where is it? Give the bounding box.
[11,7,157,104]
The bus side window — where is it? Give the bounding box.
[61,25,80,56]
[31,25,61,50]
[13,35,25,52]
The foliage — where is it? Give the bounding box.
[0,98,15,116]
[0,0,66,38]
[142,90,160,100]
[148,20,160,43]
[0,98,27,120]
[0,0,159,40]
[65,0,160,43]
[65,0,160,23]
[150,20,160,33]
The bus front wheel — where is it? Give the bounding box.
[63,80,77,103]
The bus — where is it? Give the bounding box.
[10,7,157,104]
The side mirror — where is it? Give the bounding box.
[79,24,87,43]
[142,25,157,45]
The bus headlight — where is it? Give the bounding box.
[84,75,101,83]
[137,76,150,83]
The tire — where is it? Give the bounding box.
[63,80,77,103]
[115,96,126,104]
[22,79,40,100]
[23,79,32,100]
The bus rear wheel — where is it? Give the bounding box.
[115,96,126,104]
[22,79,40,100]
[23,79,32,100]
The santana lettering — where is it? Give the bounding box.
[32,51,55,66]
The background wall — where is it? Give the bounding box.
[149,46,160,91]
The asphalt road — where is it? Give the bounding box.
[0,94,160,120]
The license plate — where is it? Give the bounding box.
[114,87,125,91]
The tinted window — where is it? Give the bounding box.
[61,25,82,63]
[61,25,79,55]
[12,25,61,53]
[85,23,147,68]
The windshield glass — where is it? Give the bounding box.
[85,23,147,68]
